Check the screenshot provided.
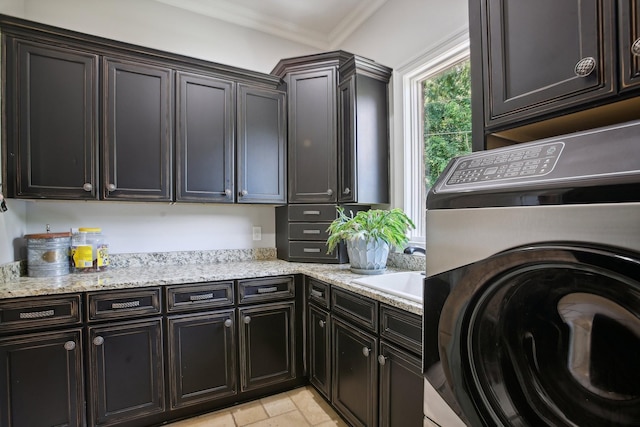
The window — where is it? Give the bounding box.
[400,33,470,244]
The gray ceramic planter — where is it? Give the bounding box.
[346,237,390,274]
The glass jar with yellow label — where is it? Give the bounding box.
[70,228,109,272]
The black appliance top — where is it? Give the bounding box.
[427,120,640,209]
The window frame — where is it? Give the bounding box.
[400,32,470,245]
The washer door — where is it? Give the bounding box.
[439,244,640,427]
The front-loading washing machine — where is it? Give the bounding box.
[422,120,640,426]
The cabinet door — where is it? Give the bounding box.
[88,318,165,426]
[308,304,331,399]
[103,57,173,201]
[176,72,235,202]
[338,77,356,203]
[0,329,84,427]
[238,301,296,391]
[331,316,378,427]
[168,310,237,409]
[237,84,286,204]
[378,342,424,427]
[483,0,615,126]
[620,0,640,90]
[287,68,337,203]
[7,38,98,199]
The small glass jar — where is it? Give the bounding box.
[70,228,109,273]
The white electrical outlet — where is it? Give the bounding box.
[252,226,262,241]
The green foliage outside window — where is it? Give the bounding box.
[423,60,472,188]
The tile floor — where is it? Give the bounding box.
[164,386,349,427]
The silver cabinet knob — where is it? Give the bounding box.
[107,184,116,192]
[93,336,104,346]
[362,347,371,357]
[224,318,232,328]
[574,57,596,77]
[378,355,387,366]
[83,183,93,192]
[326,189,333,196]
[632,38,640,57]
[243,316,251,324]
[240,190,248,196]
[343,187,351,195]
[225,189,232,196]
[318,320,325,328]
[64,341,76,351]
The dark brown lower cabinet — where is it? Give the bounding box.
[167,309,237,409]
[308,304,331,399]
[87,318,165,427]
[331,316,378,427]
[0,329,84,427]
[378,342,423,427]
[239,301,296,392]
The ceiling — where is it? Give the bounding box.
[154,0,388,50]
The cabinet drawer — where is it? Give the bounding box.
[166,281,234,312]
[87,288,161,321]
[288,205,337,221]
[238,276,295,304]
[0,295,82,333]
[331,288,378,333]
[307,278,330,309]
[288,242,337,261]
[379,304,422,355]
[289,223,331,240]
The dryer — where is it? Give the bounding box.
[423,120,640,426]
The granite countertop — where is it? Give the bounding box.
[0,257,423,315]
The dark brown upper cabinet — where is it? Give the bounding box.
[272,51,391,205]
[470,0,640,150]
[175,71,235,203]
[4,37,99,199]
[236,84,287,204]
[103,57,174,201]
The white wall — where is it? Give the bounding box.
[0,0,469,265]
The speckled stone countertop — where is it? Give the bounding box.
[0,249,424,315]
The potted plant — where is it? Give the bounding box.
[326,207,416,274]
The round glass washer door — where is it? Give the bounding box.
[442,244,640,427]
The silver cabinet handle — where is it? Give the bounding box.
[574,57,596,77]
[83,183,93,192]
[302,210,321,216]
[326,189,333,196]
[362,347,371,357]
[343,187,351,195]
[303,248,321,253]
[378,355,387,366]
[318,320,325,328]
[224,189,232,196]
[93,336,104,346]
[189,293,214,301]
[632,38,640,57]
[243,316,251,324]
[302,229,321,235]
[240,190,248,196]
[257,286,278,294]
[64,341,76,351]
[111,300,140,309]
[310,289,323,298]
[224,319,232,328]
[107,183,116,192]
[19,309,54,319]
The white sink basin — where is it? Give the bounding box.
[352,271,424,303]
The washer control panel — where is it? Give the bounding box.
[442,141,564,189]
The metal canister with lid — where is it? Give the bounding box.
[70,228,109,273]
[25,232,72,277]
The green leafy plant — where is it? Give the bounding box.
[326,207,416,253]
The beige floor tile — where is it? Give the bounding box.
[287,387,334,425]
[164,410,235,427]
[260,392,298,417]
[245,409,311,427]
[314,420,350,427]
[232,401,269,426]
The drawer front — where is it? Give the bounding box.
[87,288,162,321]
[307,278,330,309]
[289,223,331,241]
[379,304,422,355]
[331,288,378,333]
[288,205,337,222]
[166,281,234,312]
[288,242,337,261]
[238,276,295,304]
[0,295,82,333]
